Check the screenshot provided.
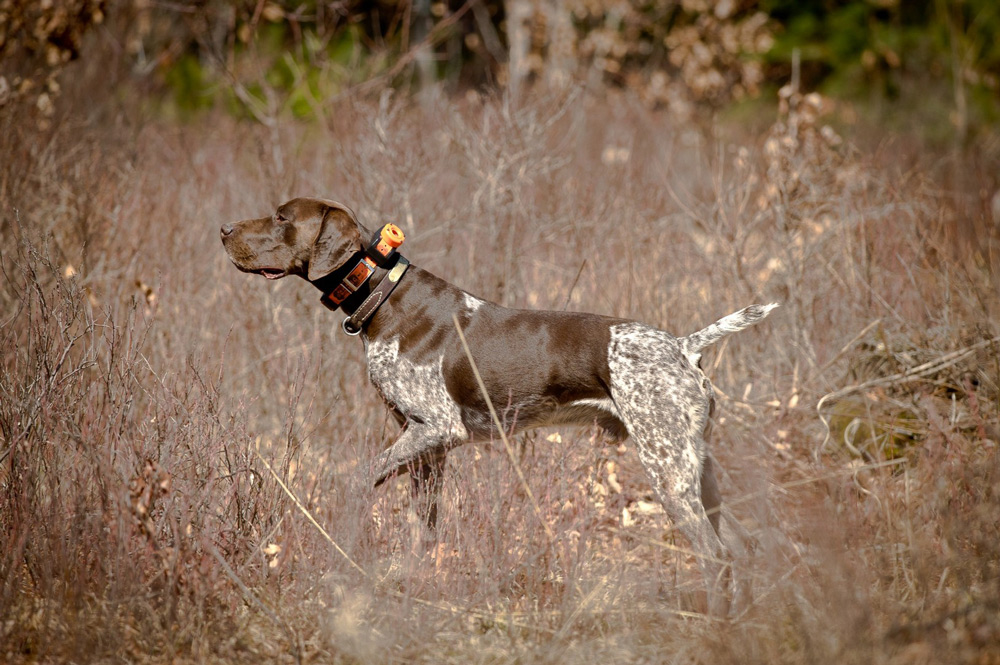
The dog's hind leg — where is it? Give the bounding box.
[701,453,755,614]
[635,437,734,617]
[718,506,755,615]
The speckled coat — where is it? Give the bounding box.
[221,197,777,616]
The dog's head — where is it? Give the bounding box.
[220,197,370,282]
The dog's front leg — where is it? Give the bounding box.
[408,455,447,546]
[368,422,456,487]
[366,422,460,544]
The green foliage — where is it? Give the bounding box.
[827,397,920,461]
[100,0,1000,132]
[162,53,214,116]
[762,0,1000,121]
[158,20,381,121]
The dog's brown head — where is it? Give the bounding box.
[221,197,369,282]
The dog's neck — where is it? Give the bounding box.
[308,253,415,337]
[357,264,444,345]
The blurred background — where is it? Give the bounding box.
[1,1,999,663]
[4,0,1000,131]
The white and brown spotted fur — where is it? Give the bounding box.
[221,197,777,616]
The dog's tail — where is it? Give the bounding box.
[682,303,779,356]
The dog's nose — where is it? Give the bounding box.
[220,223,234,237]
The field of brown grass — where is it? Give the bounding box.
[2,78,999,663]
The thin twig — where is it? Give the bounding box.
[207,543,303,665]
[813,335,1000,459]
[349,0,478,98]
[256,447,549,632]
[561,258,587,311]
[256,451,368,577]
[452,313,557,544]
[805,317,882,389]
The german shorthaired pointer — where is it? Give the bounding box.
[221,197,777,615]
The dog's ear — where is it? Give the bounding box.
[308,204,363,281]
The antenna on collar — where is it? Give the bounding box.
[365,223,404,268]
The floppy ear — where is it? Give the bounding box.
[307,205,363,281]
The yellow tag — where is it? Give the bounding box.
[388,262,406,282]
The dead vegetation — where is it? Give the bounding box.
[1,71,999,664]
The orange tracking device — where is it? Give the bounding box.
[365,223,404,267]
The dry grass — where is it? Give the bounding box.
[1,77,999,664]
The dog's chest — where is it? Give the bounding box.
[364,336,466,433]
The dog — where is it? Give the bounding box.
[221,197,776,615]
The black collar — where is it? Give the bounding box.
[311,251,377,311]
[310,253,409,335]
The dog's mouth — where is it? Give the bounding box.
[258,268,285,280]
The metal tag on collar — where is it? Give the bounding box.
[387,255,409,283]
